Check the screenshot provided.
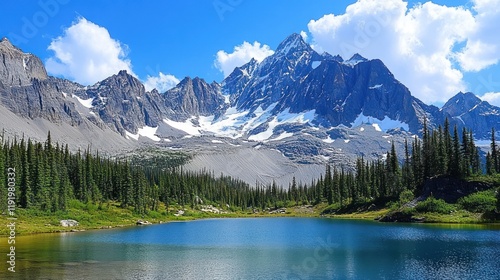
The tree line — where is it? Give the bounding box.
[0,132,307,214]
[312,118,483,206]
[0,119,496,215]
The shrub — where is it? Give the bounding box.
[458,191,497,213]
[399,190,414,205]
[415,197,455,214]
[321,203,341,214]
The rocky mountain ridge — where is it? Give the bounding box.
[1,34,499,185]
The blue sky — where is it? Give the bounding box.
[1,0,500,106]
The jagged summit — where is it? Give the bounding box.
[343,53,368,66]
[1,37,12,45]
[0,37,48,86]
[442,91,482,116]
[164,76,224,119]
[274,32,312,56]
[322,52,344,62]
[441,91,500,138]
[118,70,129,76]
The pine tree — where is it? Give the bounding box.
[486,152,493,175]
[444,118,453,175]
[402,139,413,191]
[450,126,462,177]
[460,128,469,176]
[436,126,447,175]
[491,127,498,173]
[19,141,33,208]
[324,165,333,205]
[422,118,432,179]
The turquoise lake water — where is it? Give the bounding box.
[1,218,499,279]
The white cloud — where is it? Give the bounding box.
[307,0,500,104]
[457,0,500,71]
[481,92,500,107]
[46,17,134,86]
[215,41,274,77]
[300,30,308,42]
[144,72,180,93]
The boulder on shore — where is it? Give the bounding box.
[60,219,79,227]
[136,220,152,225]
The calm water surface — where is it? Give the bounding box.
[1,218,499,279]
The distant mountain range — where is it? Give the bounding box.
[1,34,498,185]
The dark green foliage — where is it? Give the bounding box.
[0,131,318,213]
[399,189,414,205]
[415,197,456,214]
[458,191,497,213]
[497,189,500,212]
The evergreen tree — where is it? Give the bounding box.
[324,165,333,205]
[469,131,481,174]
[422,119,432,179]
[444,118,453,175]
[450,126,462,177]
[402,139,413,191]
[486,152,493,175]
[491,127,498,173]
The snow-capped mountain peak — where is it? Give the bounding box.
[274,33,311,56]
[343,53,368,66]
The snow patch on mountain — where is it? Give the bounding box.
[270,132,294,141]
[163,117,202,136]
[72,94,93,109]
[125,130,139,140]
[246,108,316,141]
[322,136,335,144]
[125,126,161,141]
[369,84,383,90]
[163,103,316,141]
[138,126,161,141]
[311,61,321,69]
[351,113,409,132]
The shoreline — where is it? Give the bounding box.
[2,206,499,237]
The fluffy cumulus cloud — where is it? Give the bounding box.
[215,41,274,77]
[457,0,500,71]
[481,92,500,107]
[144,72,180,93]
[46,17,134,86]
[307,0,500,104]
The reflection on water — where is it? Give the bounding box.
[0,218,499,279]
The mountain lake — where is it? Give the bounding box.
[1,218,499,279]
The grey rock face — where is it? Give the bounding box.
[163,76,225,120]
[0,38,48,87]
[0,78,85,125]
[84,70,166,134]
